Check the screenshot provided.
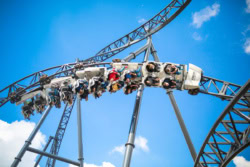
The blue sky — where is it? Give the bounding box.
[0,0,250,167]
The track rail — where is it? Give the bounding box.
[194,79,250,167]
[82,0,191,63]
[199,76,249,106]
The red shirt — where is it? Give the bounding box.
[108,71,119,81]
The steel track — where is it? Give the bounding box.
[194,79,250,167]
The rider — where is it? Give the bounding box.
[34,94,46,113]
[60,82,74,105]
[124,82,139,95]
[162,78,176,89]
[164,64,181,75]
[75,79,89,101]
[146,62,161,72]
[21,98,35,120]
[48,87,61,108]
[108,70,120,83]
[124,66,142,83]
[144,76,160,86]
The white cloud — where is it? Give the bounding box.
[110,145,125,154]
[192,3,220,28]
[69,162,115,167]
[233,156,250,167]
[110,136,149,155]
[192,32,202,41]
[0,120,46,167]
[135,136,149,152]
[246,0,250,13]
[244,38,250,54]
[138,18,147,24]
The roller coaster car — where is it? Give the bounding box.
[21,98,35,120]
[16,89,44,105]
[9,87,25,104]
[14,62,203,112]
[43,76,73,89]
[15,88,48,114]
[183,64,203,91]
[76,67,107,80]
